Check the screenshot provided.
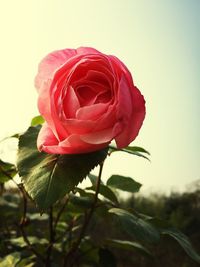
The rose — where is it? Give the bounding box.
[35,47,145,154]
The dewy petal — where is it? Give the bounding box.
[76,103,108,120]
[35,49,77,92]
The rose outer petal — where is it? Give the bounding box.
[76,47,101,56]
[37,123,59,152]
[37,122,111,154]
[35,49,77,93]
[115,85,146,148]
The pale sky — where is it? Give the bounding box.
[0,0,199,194]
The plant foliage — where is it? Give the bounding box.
[0,117,199,267]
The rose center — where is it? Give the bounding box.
[76,86,97,106]
[76,85,111,106]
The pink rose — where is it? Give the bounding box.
[35,47,145,154]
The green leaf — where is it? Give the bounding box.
[80,237,100,265]
[31,115,45,126]
[11,133,20,139]
[96,184,119,204]
[0,252,21,266]
[109,208,160,243]
[146,216,170,228]
[109,145,150,161]
[17,126,108,211]
[70,194,94,209]
[107,175,142,193]
[88,173,101,186]
[99,248,117,267]
[0,159,16,183]
[162,229,200,264]
[16,257,36,267]
[87,184,118,204]
[105,239,152,257]
[0,197,18,209]
[125,146,150,155]
[27,212,48,221]
[0,197,20,223]
[88,174,119,203]
[8,236,48,248]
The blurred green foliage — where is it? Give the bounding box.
[0,185,200,267]
[119,189,200,267]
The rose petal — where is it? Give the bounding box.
[76,47,101,55]
[76,103,108,120]
[116,75,132,119]
[35,49,77,92]
[58,134,109,154]
[80,122,122,144]
[93,104,117,131]
[81,69,112,88]
[63,86,80,118]
[37,80,68,140]
[115,81,146,148]
[63,119,95,134]
[71,60,114,90]
[109,55,135,88]
[37,123,78,154]
[75,85,98,106]
[37,123,59,151]
[42,56,85,139]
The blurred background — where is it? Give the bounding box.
[0,0,199,194]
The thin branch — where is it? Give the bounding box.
[0,165,15,181]
[17,183,45,263]
[56,216,76,248]
[45,206,55,267]
[49,206,55,243]
[19,225,45,263]
[19,184,27,225]
[66,219,74,249]
[54,196,69,230]
[0,183,4,195]
[45,197,71,266]
[63,162,104,267]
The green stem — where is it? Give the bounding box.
[63,162,104,267]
